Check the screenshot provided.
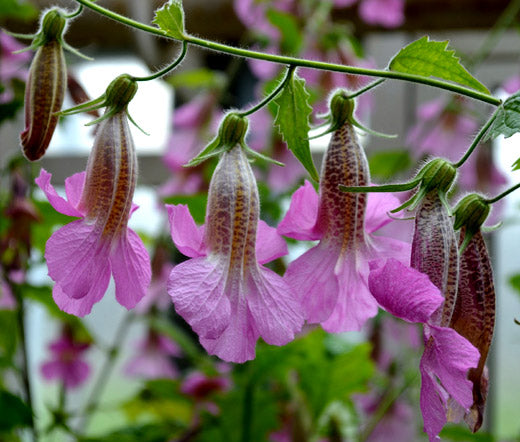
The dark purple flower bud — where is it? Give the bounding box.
[449,228,495,432]
[20,9,67,161]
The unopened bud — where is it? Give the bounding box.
[329,91,354,128]
[105,75,138,111]
[453,194,490,232]
[41,9,66,42]
[420,158,457,194]
[218,113,248,147]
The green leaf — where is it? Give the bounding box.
[389,36,489,94]
[0,0,37,20]
[0,390,32,431]
[162,193,207,225]
[266,9,302,55]
[0,311,17,366]
[274,73,319,181]
[509,274,520,297]
[153,0,186,40]
[487,92,520,141]
[166,68,226,90]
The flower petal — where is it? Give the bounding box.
[322,255,378,332]
[45,220,111,301]
[284,243,340,323]
[256,220,288,264]
[364,192,402,233]
[168,257,231,340]
[110,229,152,310]
[278,180,321,241]
[247,266,303,345]
[166,204,206,258]
[368,258,444,323]
[64,171,86,211]
[35,169,83,218]
[52,282,107,317]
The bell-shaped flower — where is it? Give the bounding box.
[167,115,303,362]
[278,93,410,332]
[40,328,91,389]
[35,75,151,317]
[369,258,480,442]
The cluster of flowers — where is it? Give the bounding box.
[13,7,496,441]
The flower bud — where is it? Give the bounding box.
[41,9,67,43]
[329,91,354,129]
[105,74,138,112]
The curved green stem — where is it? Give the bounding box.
[484,181,520,204]
[237,65,295,117]
[63,4,83,19]
[453,109,499,168]
[72,0,501,106]
[347,78,386,99]
[131,41,188,81]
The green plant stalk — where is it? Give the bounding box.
[485,181,520,204]
[72,0,501,106]
[131,40,188,82]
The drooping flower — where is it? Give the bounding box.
[20,9,68,161]
[278,93,410,332]
[40,328,91,389]
[167,114,303,362]
[368,259,480,442]
[125,331,182,379]
[35,75,151,317]
[448,195,496,431]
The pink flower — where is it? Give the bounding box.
[181,371,231,399]
[167,144,303,363]
[125,331,182,379]
[278,121,410,332]
[369,259,480,442]
[0,280,16,310]
[0,32,30,103]
[359,0,405,28]
[502,74,520,94]
[35,109,151,317]
[40,331,90,389]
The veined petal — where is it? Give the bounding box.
[368,259,444,324]
[284,243,340,323]
[168,257,231,340]
[110,228,151,310]
[322,254,378,332]
[166,204,206,258]
[53,282,107,317]
[247,266,303,345]
[45,220,111,300]
[277,180,321,241]
[64,172,86,211]
[200,296,257,363]
[35,169,83,218]
[364,192,402,233]
[256,220,288,264]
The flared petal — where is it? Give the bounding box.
[35,169,83,217]
[168,257,231,340]
[256,220,288,264]
[368,259,444,324]
[364,192,402,234]
[277,180,321,241]
[247,266,303,345]
[52,282,108,317]
[284,243,340,323]
[45,220,111,300]
[167,204,206,258]
[64,171,86,210]
[200,296,257,363]
[322,255,377,332]
[110,229,152,310]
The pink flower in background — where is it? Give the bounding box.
[167,145,303,363]
[359,0,405,28]
[279,121,410,332]
[41,331,91,389]
[125,331,182,379]
[182,371,232,415]
[369,259,480,442]
[0,280,16,310]
[36,111,151,317]
[0,32,31,103]
[502,74,520,94]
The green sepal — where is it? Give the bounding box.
[481,222,502,233]
[339,177,422,193]
[185,138,223,167]
[389,186,427,213]
[57,95,107,116]
[241,143,285,166]
[126,110,149,135]
[351,118,397,139]
[62,41,93,61]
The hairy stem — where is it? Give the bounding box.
[72,0,501,106]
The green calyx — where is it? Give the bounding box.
[453,194,490,232]
[105,75,139,111]
[218,113,249,147]
[41,9,67,42]
[419,158,457,195]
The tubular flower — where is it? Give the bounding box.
[35,76,151,316]
[278,94,410,332]
[448,196,496,432]
[369,259,480,442]
[167,122,303,362]
[20,9,68,161]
